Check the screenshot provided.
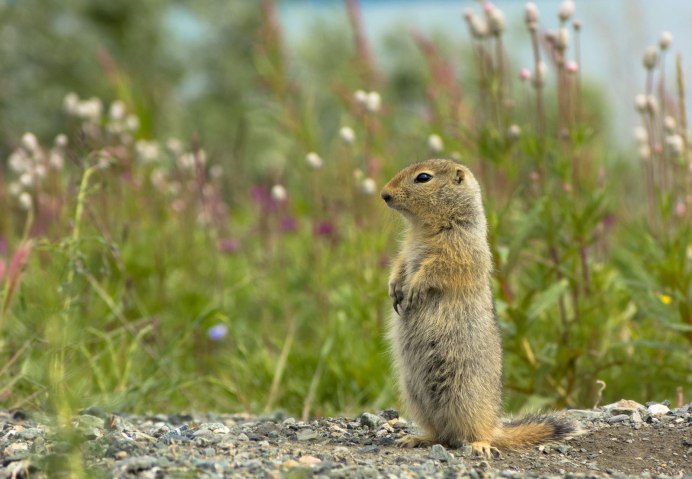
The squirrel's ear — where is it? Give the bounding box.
[455,168,465,184]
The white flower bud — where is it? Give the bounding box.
[664,116,677,133]
[666,134,684,156]
[18,192,33,211]
[354,89,368,105]
[19,173,33,188]
[34,164,46,178]
[21,132,39,153]
[557,27,569,50]
[638,144,651,160]
[646,95,658,115]
[427,134,444,153]
[659,31,673,50]
[8,182,22,197]
[533,62,547,88]
[558,0,575,21]
[210,165,223,180]
[634,94,647,113]
[488,7,506,35]
[49,151,65,170]
[109,100,126,120]
[643,47,658,70]
[54,134,68,149]
[135,140,160,164]
[361,177,377,196]
[365,91,381,113]
[125,114,140,132]
[464,10,488,38]
[63,92,80,115]
[633,126,648,143]
[306,152,323,169]
[8,151,26,173]
[353,168,364,181]
[339,126,355,144]
[166,138,183,155]
[524,2,539,26]
[271,184,287,202]
[507,124,522,141]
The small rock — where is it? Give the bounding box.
[359,412,384,429]
[282,459,301,468]
[296,429,318,441]
[630,411,643,423]
[606,414,629,424]
[380,409,399,420]
[428,444,453,462]
[360,445,380,453]
[298,455,321,465]
[193,428,212,437]
[648,404,670,416]
[117,455,158,473]
[557,444,572,454]
[603,399,645,410]
[237,432,250,441]
[4,442,29,456]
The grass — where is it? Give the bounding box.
[0,0,689,434]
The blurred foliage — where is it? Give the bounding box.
[0,0,689,424]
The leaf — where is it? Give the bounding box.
[526,278,569,321]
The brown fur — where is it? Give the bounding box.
[381,159,577,458]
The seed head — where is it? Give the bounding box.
[634,94,647,113]
[306,152,323,169]
[427,134,444,153]
[339,126,356,145]
[271,184,287,202]
[643,47,658,70]
[365,91,381,113]
[524,2,539,27]
[558,0,575,22]
[664,116,677,133]
[18,192,33,211]
[633,126,648,143]
[666,134,684,156]
[354,89,368,105]
[361,177,377,196]
[659,31,673,50]
[646,95,658,115]
[557,27,569,50]
[464,10,488,38]
[533,62,547,88]
[21,133,39,153]
[488,7,506,35]
[507,124,522,141]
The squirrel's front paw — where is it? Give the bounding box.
[399,286,423,314]
[389,281,405,315]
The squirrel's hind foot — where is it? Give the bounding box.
[395,434,434,448]
[470,441,502,459]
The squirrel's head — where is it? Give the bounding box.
[380,159,486,232]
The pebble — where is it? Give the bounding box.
[647,404,670,416]
[428,444,453,462]
[0,403,687,478]
[359,412,384,429]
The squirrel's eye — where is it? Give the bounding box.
[414,173,433,183]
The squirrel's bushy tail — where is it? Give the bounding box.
[492,414,579,450]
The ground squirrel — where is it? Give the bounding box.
[380,158,577,458]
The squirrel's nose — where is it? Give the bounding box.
[381,191,392,203]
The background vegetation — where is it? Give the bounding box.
[0,0,689,422]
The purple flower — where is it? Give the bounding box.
[313,221,339,243]
[217,238,240,254]
[280,216,298,232]
[207,324,228,341]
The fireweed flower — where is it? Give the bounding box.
[566,61,579,74]
[280,216,298,233]
[217,238,240,254]
[207,324,228,341]
[313,220,337,241]
[519,68,531,82]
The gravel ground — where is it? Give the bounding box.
[1,400,690,478]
